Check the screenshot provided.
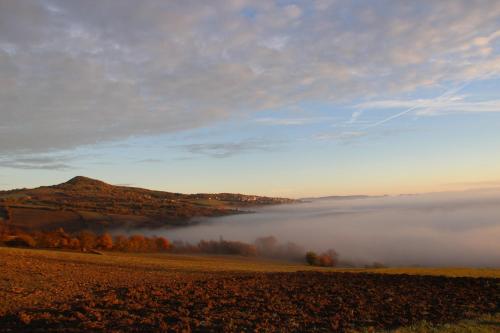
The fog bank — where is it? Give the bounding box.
[160,189,500,267]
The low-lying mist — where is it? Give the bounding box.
[149,189,500,267]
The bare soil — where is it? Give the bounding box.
[0,248,498,332]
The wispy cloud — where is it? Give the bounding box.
[313,131,366,142]
[254,117,332,126]
[357,96,500,116]
[178,140,278,158]
[0,155,74,170]
[136,158,164,164]
[356,64,500,128]
[347,111,363,124]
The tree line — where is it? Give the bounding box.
[0,226,339,266]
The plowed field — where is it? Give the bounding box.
[0,248,498,332]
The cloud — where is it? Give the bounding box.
[259,35,290,50]
[178,140,278,158]
[1,0,499,153]
[314,131,366,142]
[284,5,302,19]
[347,111,363,124]
[254,117,332,126]
[357,95,500,116]
[136,158,164,164]
[0,154,74,170]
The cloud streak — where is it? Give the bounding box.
[356,63,500,128]
[358,96,500,117]
[178,140,278,158]
[0,155,74,170]
[254,117,333,126]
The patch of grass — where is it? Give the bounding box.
[383,313,500,333]
[1,247,499,277]
[335,267,500,278]
[0,246,318,273]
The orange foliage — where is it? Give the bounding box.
[155,237,171,251]
[307,249,338,267]
[78,231,97,250]
[96,233,113,250]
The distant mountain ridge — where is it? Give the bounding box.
[0,176,296,232]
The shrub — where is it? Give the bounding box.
[305,251,318,265]
[254,236,305,260]
[255,236,278,254]
[68,238,81,249]
[320,249,338,267]
[113,235,128,251]
[127,235,146,252]
[96,233,113,250]
[35,229,70,248]
[155,237,171,251]
[318,254,334,267]
[306,249,339,267]
[78,231,97,250]
[197,239,257,256]
[282,242,305,261]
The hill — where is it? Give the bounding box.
[0,176,295,232]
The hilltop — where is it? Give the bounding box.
[0,176,295,232]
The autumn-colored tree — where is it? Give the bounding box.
[155,236,171,251]
[0,224,10,240]
[68,237,81,249]
[318,254,334,267]
[305,251,318,266]
[127,235,146,252]
[139,237,156,252]
[307,249,338,267]
[283,242,305,261]
[36,230,68,248]
[78,231,97,250]
[113,235,128,251]
[96,233,113,250]
[255,236,278,255]
[58,237,69,248]
[320,249,338,267]
[196,239,257,256]
[171,240,199,253]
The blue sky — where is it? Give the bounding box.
[1,0,499,197]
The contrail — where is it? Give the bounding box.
[361,70,498,129]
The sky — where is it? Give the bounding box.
[1,0,500,198]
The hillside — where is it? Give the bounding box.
[0,176,295,232]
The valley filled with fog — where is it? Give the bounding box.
[162,189,500,267]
